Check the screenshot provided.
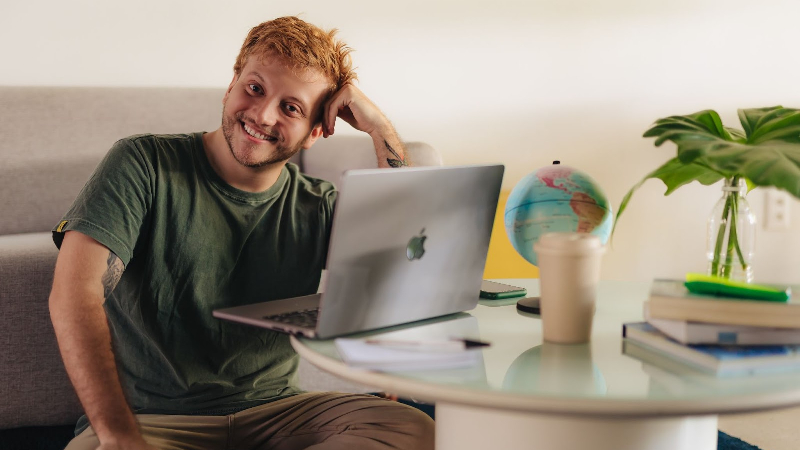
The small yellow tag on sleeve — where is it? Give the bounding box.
[56,220,68,232]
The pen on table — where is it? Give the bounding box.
[364,338,491,352]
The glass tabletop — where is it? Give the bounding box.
[296,279,800,408]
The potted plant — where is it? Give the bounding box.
[615,106,800,281]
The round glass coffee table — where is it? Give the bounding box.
[291,279,800,450]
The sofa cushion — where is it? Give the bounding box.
[0,232,82,429]
[0,86,224,235]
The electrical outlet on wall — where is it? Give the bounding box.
[764,188,791,231]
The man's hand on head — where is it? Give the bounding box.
[322,83,410,168]
[322,83,389,139]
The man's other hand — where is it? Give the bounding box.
[96,437,158,450]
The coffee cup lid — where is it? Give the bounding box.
[533,232,605,255]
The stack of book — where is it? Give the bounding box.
[623,278,800,377]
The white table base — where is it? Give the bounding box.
[435,402,718,450]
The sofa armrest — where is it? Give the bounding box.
[0,233,82,429]
[300,135,443,188]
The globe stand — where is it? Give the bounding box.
[516,296,541,315]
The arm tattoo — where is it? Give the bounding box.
[384,140,408,167]
[101,252,124,298]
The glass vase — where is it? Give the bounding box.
[706,177,756,282]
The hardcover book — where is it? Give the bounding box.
[622,322,800,377]
[645,315,800,345]
[622,341,797,393]
[645,279,800,329]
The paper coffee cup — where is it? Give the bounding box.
[534,232,605,344]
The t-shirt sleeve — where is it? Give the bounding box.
[52,138,153,266]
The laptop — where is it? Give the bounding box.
[212,164,504,339]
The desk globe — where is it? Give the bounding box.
[504,161,613,266]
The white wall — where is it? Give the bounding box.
[3,0,799,283]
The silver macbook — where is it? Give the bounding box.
[212,164,504,339]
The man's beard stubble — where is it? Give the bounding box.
[221,111,306,168]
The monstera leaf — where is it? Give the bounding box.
[615,107,800,233]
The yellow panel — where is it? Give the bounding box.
[483,190,539,279]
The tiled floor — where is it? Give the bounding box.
[719,406,800,450]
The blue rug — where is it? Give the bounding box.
[719,431,764,450]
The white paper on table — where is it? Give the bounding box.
[333,315,485,372]
[334,338,483,372]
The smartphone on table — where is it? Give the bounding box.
[479,280,527,300]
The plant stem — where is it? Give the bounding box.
[729,179,749,273]
[711,181,732,276]
[714,176,748,279]
[723,190,737,278]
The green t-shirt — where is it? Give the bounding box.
[53,133,336,420]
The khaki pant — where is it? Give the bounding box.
[66,392,434,450]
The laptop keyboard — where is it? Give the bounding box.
[264,308,319,328]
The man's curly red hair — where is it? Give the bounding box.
[233,16,356,92]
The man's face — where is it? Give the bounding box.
[221,56,331,168]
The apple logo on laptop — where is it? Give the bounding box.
[406,228,427,261]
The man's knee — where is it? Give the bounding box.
[376,400,435,450]
[64,427,98,450]
[405,404,436,449]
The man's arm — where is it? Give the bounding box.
[49,231,155,450]
[322,83,411,168]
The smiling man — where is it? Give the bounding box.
[48,16,432,450]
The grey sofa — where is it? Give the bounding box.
[0,86,442,446]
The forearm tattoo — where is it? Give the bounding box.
[101,252,124,298]
[385,140,408,167]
